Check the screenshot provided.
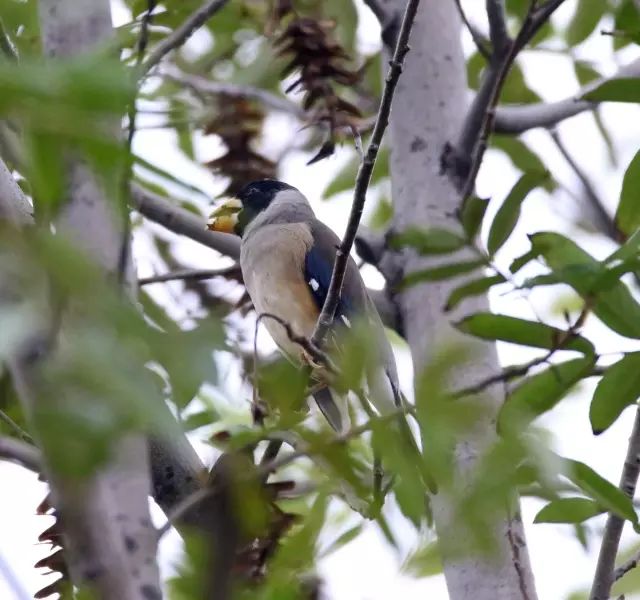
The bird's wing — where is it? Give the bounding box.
[304,220,401,413]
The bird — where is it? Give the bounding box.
[208,179,404,433]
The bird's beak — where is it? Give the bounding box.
[207,197,242,234]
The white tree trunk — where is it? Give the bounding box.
[385,1,537,598]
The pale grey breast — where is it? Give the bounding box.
[241,222,319,361]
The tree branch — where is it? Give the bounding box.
[486,0,511,56]
[161,66,305,118]
[590,405,640,600]
[0,435,41,472]
[311,0,421,346]
[139,265,239,286]
[141,0,231,76]
[130,183,241,258]
[453,0,491,59]
[494,58,640,134]
[549,128,620,242]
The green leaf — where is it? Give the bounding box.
[390,227,466,255]
[590,352,640,434]
[615,150,640,237]
[319,524,363,558]
[583,78,640,103]
[564,458,638,524]
[401,540,442,578]
[498,357,595,433]
[534,497,603,524]
[400,259,485,289]
[461,196,489,239]
[530,232,640,338]
[565,0,606,46]
[492,136,555,192]
[455,313,594,354]
[323,153,358,198]
[444,274,505,312]
[614,0,640,49]
[487,171,548,255]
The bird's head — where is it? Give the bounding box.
[208,179,307,237]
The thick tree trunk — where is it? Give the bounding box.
[1,1,162,598]
[385,1,537,598]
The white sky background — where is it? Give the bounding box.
[2,1,640,599]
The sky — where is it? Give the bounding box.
[2,1,640,599]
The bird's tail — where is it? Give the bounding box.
[312,386,348,433]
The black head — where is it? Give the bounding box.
[234,179,296,235]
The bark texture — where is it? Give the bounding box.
[3,1,162,598]
[385,1,537,598]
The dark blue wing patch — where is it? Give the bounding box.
[304,244,354,325]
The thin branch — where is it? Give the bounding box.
[590,406,640,600]
[486,0,511,56]
[549,128,620,242]
[454,0,569,200]
[0,435,41,472]
[141,0,231,76]
[162,66,305,118]
[362,0,402,48]
[0,409,33,443]
[453,0,491,59]
[494,57,640,134]
[130,183,241,258]
[311,0,421,346]
[138,265,239,286]
[614,549,640,584]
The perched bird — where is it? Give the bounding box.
[209,179,403,432]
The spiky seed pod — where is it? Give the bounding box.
[271,7,363,164]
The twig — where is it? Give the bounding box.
[362,0,401,47]
[311,0,421,347]
[0,435,41,472]
[494,58,640,134]
[257,313,335,372]
[130,183,241,258]
[453,0,491,59]
[138,265,239,286]
[590,406,640,600]
[614,549,640,584]
[161,66,305,118]
[118,0,158,284]
[0,409,33,443]
[141,0,231,76]
[454,0,569,201]
[549,128,620,242]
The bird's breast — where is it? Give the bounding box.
[241,223,319,361]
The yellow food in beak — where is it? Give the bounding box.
[207,197,242,234]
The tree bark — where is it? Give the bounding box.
[385,1,537,598]
[2,1,162,598]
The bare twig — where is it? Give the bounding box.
[549,128,620,241]
[494,58,640,134]
[118,0,158,284]
[311,0,421,346]
[614,549,640,584]
[162,66,305,118]
[0,435,41,471]
[258,312,335,372]
[453,0,491,59]
[141,0,231,76]
[362,0,401,47]
[590,406,640,600]
[454,0,569,200]
[138,265,239,286]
